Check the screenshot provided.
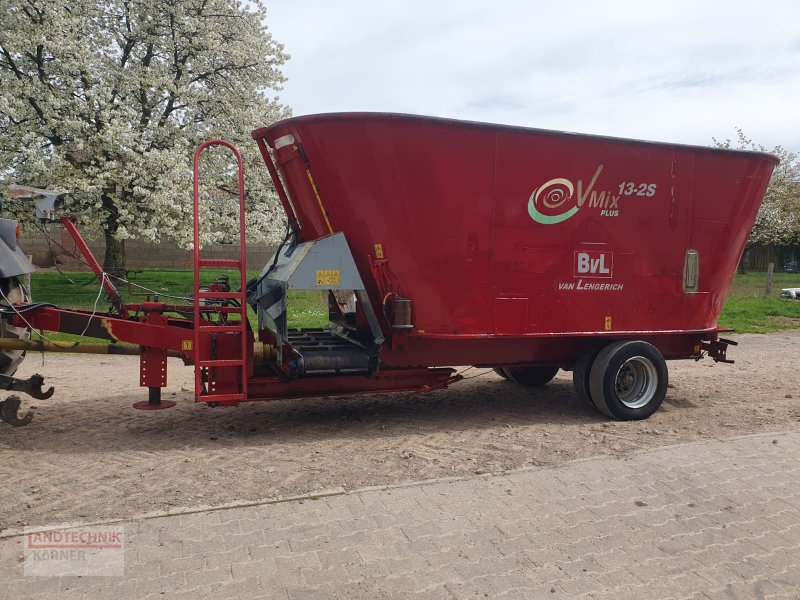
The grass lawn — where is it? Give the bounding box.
[719,270,800,333]
[20,268,800,340]
[25,268,328,342]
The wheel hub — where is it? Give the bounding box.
[614,356,658,409]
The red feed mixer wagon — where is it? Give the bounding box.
[0,113,777,426]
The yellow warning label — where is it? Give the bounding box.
[374,244,384,259]
[182,339,193,351]
[604,316,612,331]
[316,270,341,286]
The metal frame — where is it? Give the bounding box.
[192,140,250,405]
[0,137,739,416]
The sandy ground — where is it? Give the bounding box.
[1,330,798,532]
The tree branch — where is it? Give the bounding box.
[138,42,155,127]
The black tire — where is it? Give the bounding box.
[588,340,668,420]
[572,347,602,406]
[493,368,508,379]
[502,366,559,387]
[0,277,30,377]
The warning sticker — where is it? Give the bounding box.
[316,270,341,286]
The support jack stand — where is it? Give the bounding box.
[133,387,176,410]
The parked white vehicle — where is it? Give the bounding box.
[780,288,800,299]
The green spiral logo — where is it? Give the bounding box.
[528,177,579,225]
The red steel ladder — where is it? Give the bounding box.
[192,141,249,404]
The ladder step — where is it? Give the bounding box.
[197,392,246,403]
[197,325,244,333]
[197,291,245,299]
[198,259,242,268]
[198,359,245,368]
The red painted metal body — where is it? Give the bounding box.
[6,113,778,411]
[253,113,777,367]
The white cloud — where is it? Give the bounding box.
[264,0,800,150]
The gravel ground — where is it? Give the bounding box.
[1,330,798,531]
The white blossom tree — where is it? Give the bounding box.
[0,0,290,273]
[714,129,800,250]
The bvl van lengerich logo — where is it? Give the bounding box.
[528,164,607,225]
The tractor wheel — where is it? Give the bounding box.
[502,366,559,387]
[0,277,31,377]
[588,340,668,421]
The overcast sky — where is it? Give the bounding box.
[264,0,800,152]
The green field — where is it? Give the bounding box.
[719,271,800,333]
[20,268,800,339]
[25,268,328,341]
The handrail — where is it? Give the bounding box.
[192,140,249,403]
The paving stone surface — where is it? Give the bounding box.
[2,431,800,599]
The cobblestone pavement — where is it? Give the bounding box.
[2,431,800,600]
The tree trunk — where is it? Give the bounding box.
[737,245,751,274]
[103,229,126,277]
[101,192,126,277]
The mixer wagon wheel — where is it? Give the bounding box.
[572,347,603,406]
[588,341,668,421]
[0,277,31,377]
[501,366,559,387]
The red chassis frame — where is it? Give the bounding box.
[12,279,720,410]
[17,302,461,404]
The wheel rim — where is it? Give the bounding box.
[614,356,658,409]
